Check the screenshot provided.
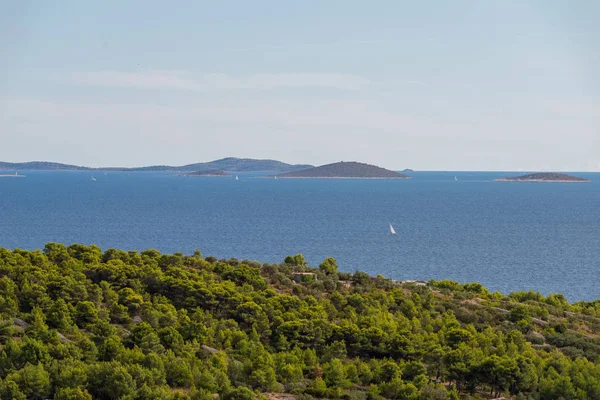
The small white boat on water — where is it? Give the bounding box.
[389,223,397,235]
[91,174,96,181]
[235,175,239,181]
[455,176,458,181]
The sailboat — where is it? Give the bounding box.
[389,223,397,235]
[235,175,239,181]
[274,176,278,180]
[91,174,96,181]
[454,176,458,181]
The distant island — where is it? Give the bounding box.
[0,157,313,173]
[0,161,91,171]
[495,172,590,183]
[276,161,411,179]
[180,169,231,177]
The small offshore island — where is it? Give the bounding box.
[179,169,231,177]
[277,161,411,179]
[495,172,590,183]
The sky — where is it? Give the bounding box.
[0,1,599,171]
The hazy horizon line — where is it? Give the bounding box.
[0,158,598,174]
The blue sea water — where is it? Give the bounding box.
[1,171,599,301]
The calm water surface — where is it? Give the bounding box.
[1,171,599,301]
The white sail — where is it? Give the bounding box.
[91,174,96,181]
[454,176,458,181]
[389,223,396,235]
[235,175,239,180]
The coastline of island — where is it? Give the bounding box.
[179,169,231,177]
[275,176,411,179]
[494,172,590,183]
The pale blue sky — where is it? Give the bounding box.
[1,1,599,170]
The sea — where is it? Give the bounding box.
[1,171,599,301]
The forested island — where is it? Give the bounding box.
[0,158,313,173]
[1,245,599,399]
[495,173,590,183]
[277,162,411,179]
[180,170,231,177]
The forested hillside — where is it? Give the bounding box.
[1,245,599,399]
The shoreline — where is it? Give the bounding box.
[178,174,232,178]
[494,178,590,183]
[273,176,412,180]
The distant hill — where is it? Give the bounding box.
[172,158,313,173]
[180,170,231,177]
[0,161,90,171]
[0,158,313,173]
[277,161,411,179]
[495,173,590,182]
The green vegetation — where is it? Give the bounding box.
[1,244,600,400]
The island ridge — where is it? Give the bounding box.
[495,172,590,182]
[0,157,313,173]
[276,161,411,179]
